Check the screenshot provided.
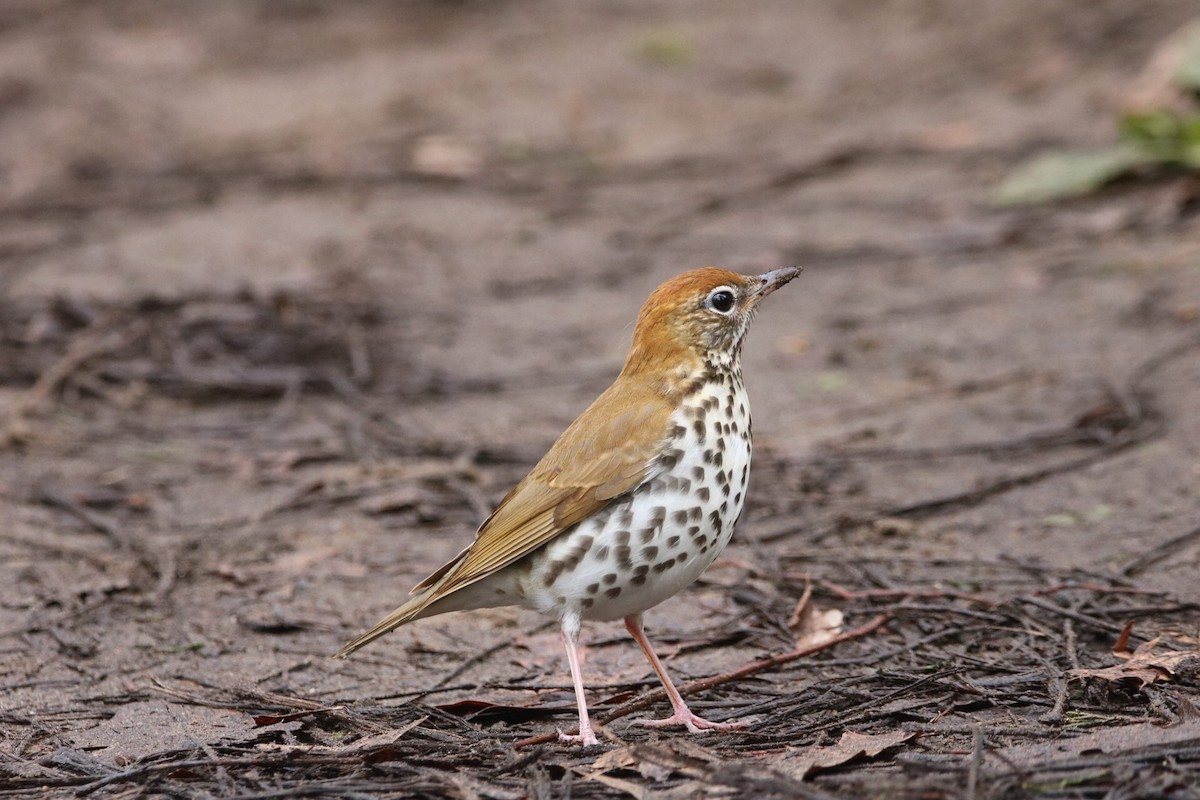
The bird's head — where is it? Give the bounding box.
[622,267,801,382]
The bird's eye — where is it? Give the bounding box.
[706,288,736,314]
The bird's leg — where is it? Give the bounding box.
[624,614,745,732]
[556,614,600,746]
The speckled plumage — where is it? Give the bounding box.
[338,266,801,746]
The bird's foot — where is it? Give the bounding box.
[633,710,746,734]
[557,726,601,747]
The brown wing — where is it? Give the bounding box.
[335,375,673,657]
[425,376,672,599]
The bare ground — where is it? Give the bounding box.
[2,1,1200,798]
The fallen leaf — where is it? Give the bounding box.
[780,730,915,779]
[787,582,844,651]
[991,145,1148,206]
[589,746,636,774]
[1070,636,1200,687]
[252,706,342,727]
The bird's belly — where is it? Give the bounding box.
[521,394,751,622]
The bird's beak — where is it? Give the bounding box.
[748,266,802,303]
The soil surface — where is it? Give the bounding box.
[2,2,1200,798]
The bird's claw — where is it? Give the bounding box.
[557,726,601,746]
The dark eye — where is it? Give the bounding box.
[707,288,736,314]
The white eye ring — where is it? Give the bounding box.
[705,286,737,314]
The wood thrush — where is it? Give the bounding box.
[338,266,802,745]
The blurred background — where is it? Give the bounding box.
[2,1,1199,796]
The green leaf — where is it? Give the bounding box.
[991,145,1146,206]
[1120,110,1200,168]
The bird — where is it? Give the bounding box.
[338,266,802,746]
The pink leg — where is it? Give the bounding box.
[557,616,600,746]
[624,614,745,733]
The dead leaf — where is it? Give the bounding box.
[630,739,718,781]
[581,771,646,799]
[787,581,844,650]
[1070,636,1200,688]
[779,730,915,779]
[252,706,342,727]
[589,745,637,773]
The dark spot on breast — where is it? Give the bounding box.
[615,530,630,545]
[692,419,706,441]
[666,535,680,547]
[659,449,682,469]
[587,583,599,595]
[741,465,749,481]
[697,486,711,502]
[615,545,632,567]
[725,404,733,419]
[650,506,666,527]
[582,598,594,609]
[689,507,702,521]
[714,449,724,465]
[543,562,563,587]
[678,477,692,492]
[734,491,742,504]
[619,506,634,528]
[719,501,728,515]
[642,546,659,561]
[687,525,702,539]
[693,466,705,481]
[603,573,618,586]
[632,574,647,586]
[595,545,610,561]
[675,552,688,564]
[672,510,689,526]
[703,449,714,464]
[709,510,722,529]
[721,481,731,497]
[671,424,687,439]
[652,560,672,573]
[605,587,622,598]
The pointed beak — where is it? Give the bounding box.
[748,266,802,303]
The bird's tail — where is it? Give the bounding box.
[335,589,437,658]
[335,548,468,658]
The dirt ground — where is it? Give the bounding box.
[2,1,1200,798]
